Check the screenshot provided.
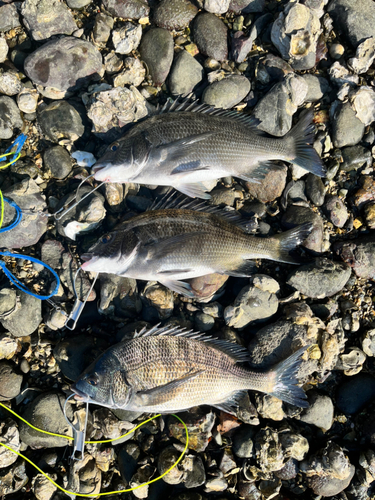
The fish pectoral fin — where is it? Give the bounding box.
[171,162,210,175]
[222,260,257,278]
[158,279,195,297]
[146,231,207,260]
[133,369,204,407]
[237,161,285,183]
[174,182,211,199]
[159,131,215,162]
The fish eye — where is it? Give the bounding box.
[86,373,99,386]
[101,234,112,244]
[111,143,119,152]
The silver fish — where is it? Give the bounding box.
[71,324,309,413]
[80,198,313,297]
[91,100,325,199]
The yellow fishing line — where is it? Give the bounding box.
[0,402,188,496]
[0,151,21,169]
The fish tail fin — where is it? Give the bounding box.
[267,347,309,408]
[267,222,313,264]
[285,110,326,177]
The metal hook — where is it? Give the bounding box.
[53,175,105,221]
[64,394,89,461]
[64,267,98,330]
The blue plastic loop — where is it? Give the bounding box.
[0,197,22,234]
[0,251,60,300]
[1,133,27,161]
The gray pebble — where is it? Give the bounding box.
[229,0,266,13]
[193,13,228,62]
[114,57,146,87]
[38,100,85,144]
[336,373,375,414]
[331,101,365,148]
[154,0,198,30]
[0,95,23,139]
[328,0,375,48]
[203,75,250,109]
[282,205,324,253]
[246,165,287,203]
[66,0,92,7]
[21,0,77,41]
[158,446,185,485]
[324,195,349,227]
[0,361,23,401]
[204,0,230,15]
[139,28,174,86]
[19,393,74,448]
[16,88,38,114]
[0,3,20,32]
[305,174,326,206]
[0,37,8,63]
[195,312,215,332]
[260,53,293,82]
[329,42,345,59]
[334,235,375,280]
[24,37,103,94]
[98,274,141,319]
[209,187,237,206]
[299,391,334,431]
[233,425,254,458]
[184,455,206,488]
[112,22,142,55]
[287,259,351,298]
[93,13,114,43]
[0,292,42,338]
[43,146,73,180]
[0,71,21,96]
[169,50,204,96]
[340,144,372,171]
[287,180,308,205]
[301,74,330,103]
[102,0,149,19]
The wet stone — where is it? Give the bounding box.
[21,0,77,41]
[93,13,114,43]
[340,145,372,171]
[299,391,334,431]
[43,146,73,180]
[112,22,142,55]
[0,95,23,139]
[24,37,103,94]
[154,0,198,30]
[331,101,365,148]
[282,205,324,253]
[202,75,250,109]
[0,4,20,32]
[169,50,204,96]
[0,361,23,401]
[324,195,349,228]
[139,28,174,86]
[336,373,375,414]
[193,13,228,62]
[102,0,150,19]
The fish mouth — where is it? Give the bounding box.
[70,385,89,402]
[80,252,94,262]
[91,162,113,181]
[81,255,100,271]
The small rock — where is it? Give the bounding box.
[324,195,349,227]
[275,458,299,480]
[141,283,173,321]
[0,96,23,139]
[0,461,28,495]
[301,442,355,496]
[336,347,366,376]
[195,312,215,332]
[168,409,215,452]
[21,0,77,41]
[229,0,266,13]
[246,165,288,203]
[0,335,19,361]
[329,42,345,59]
[43,146,73,180]
[280,432,309,461]
[336,373,375,414]
[0,292,42,338]
[193,13,228,62]
[364,202,375,229]
[233,425,254,458]
[0,71,21,96]
[362,329,375,356]
[256,394,285,421]
[99,274,141,319]
[66,0,92,7]
[352,176,375,209]
[340,145,372,171]
[334,234,375,279]
[112,22,142,55]
[351,86,375,126]
[169,50,204,96]
[299,391,334,431]
[158,446,185,485]
[0,361,22,401]
[0,37,8,63]
[154,0,198,30]
[139,28,174,86]
[67,454,102,496]
[331,101,365,148]
[305,174,326,206]
[204,0,230,15]
[113,58,146,88]
[202,75,250,109]
[31,475,57,500]
[184,455,206,488]
[281,205,324,253]
[348,36,375,73]
[328,61,359,87]
[38,100,85,144]
[0,4,20,32]
[0,420,20,467]
[327,0,375,48]
[301,74,330,103]
[271,2,321,70]
[205,471,228,492]
[102,0,149,20]
[16,88,38,114]
[93,13,114,43]
[24,37,103,95]
[188,273,229,302]
[255,427,284,472]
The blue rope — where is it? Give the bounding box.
[0,133,27,162]
[0,197,22,233]
[0,252,60,300]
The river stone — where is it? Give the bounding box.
[203,75,250,109]
[299,391,334,431]
[331,101,365,147]
[336,373,375,414]
[334,234,375,280]
[139,28,174,86]
[102,0,150,19]
[0,361,23,401]
[154,0,198,30]
[245,164,287,203]
[193,13,228,62]
[0,38,8,63]
[19,393,74,448]
[324,195,348,228]
[348,37,375,74]
[0,292,42,338]
[0,4,21,32]
[302,74,330,103]
[305,174,325,206]
[43,146,73,179]
[327,0,375,48]
[93,13,114,43]
[281,206,324,253]
[0,96,23,139]
[169,50,204,96]
[38,100,85,144]
[21,0,77,41]
[112,22,142,55]
[66,0,92,7]
[0,178,47,249]
[24,37,103,95]
[229,0,266,13]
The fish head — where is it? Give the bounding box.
[81,229,140,274]
[71,349,132,409]
[92,135,150,183]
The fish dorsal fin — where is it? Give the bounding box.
[148,191,255,233]
[156,97,262,132]
[134,324,250,363]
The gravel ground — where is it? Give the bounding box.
[0,0,375,499]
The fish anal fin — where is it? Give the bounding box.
[223,260,257,278]
[133,369,204,407]
[159,278,196,297]
[174,182,211,199]
[238,161,286,184]
[212,390,249,415]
